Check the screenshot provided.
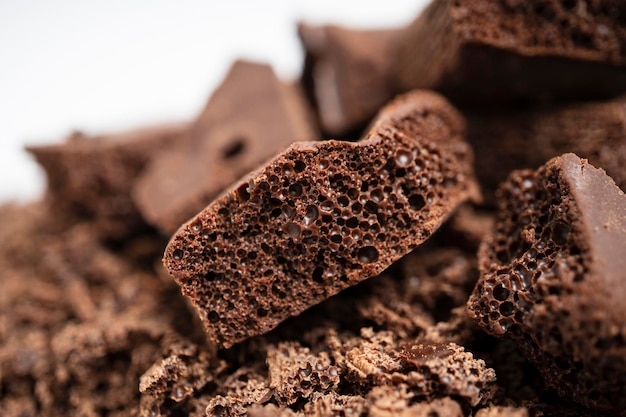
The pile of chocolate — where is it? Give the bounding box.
[2,1,626,416]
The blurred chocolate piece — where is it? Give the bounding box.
[299,23,403,137]
[467,153,626,414]
[28,123,187,238]
[164,90,480,347]
[0,203,193,417]
[399,340,496,407]
[397,0,626,106]
[133,60,319,234]
[468,96,626,204]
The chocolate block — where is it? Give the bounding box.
[467,96,626,204]
[164,90,480,347]
[397,0,626,106]
[299,23,403,137]
[27,123,187,238]
[467,153,626,414]
[133,60,319,234]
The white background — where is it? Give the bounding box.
[0,0,428,203]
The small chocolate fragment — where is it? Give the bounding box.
[164,90,480,347]
[399,341,496,407]
[467,96,626,204]
[368,390,464,417]
[397,0,626,106]
[27,123,187,237]
[467,153,626,414]
[267,342,339,406]
[133,60,319,234]
[299,23,404,137]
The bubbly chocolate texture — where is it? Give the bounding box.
[134,60,319,234]
[467,153,626,414]
[164,90,480,347]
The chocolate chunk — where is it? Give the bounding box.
[467,153,626,413]
[133,60,319,234]
[164,90,480,347]
[399,341,497,407]
[267,342,339,406]
[27,123,187,238]
[467,96,626,204]
[299,23,403,137]
[205,369,272,417]
[396,0,626,106]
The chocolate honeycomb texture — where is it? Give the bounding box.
[163,90,480,347]
[467,153,626,414]
[4,1,626,416]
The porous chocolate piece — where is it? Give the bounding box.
[335,328,495,407]
[267,342,339,406]
[467,96,626,204]
[298,23,403,137]
[139,339,225,416]
[27,122,187,238]
[467,153,626,414]
[399,341,497,407]
[164,90,480,347]
[397,0,626,106]
[133,60,319,234]
[205,369,272,417]
[342,329,404,385]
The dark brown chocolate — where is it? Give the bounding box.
[467,96,626,204]
[27,123,187,238]
[133,60,319,234]
[467,153,626,414]
[163,90,480,347]
[397,0,626,106]
[298,23,403,137]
